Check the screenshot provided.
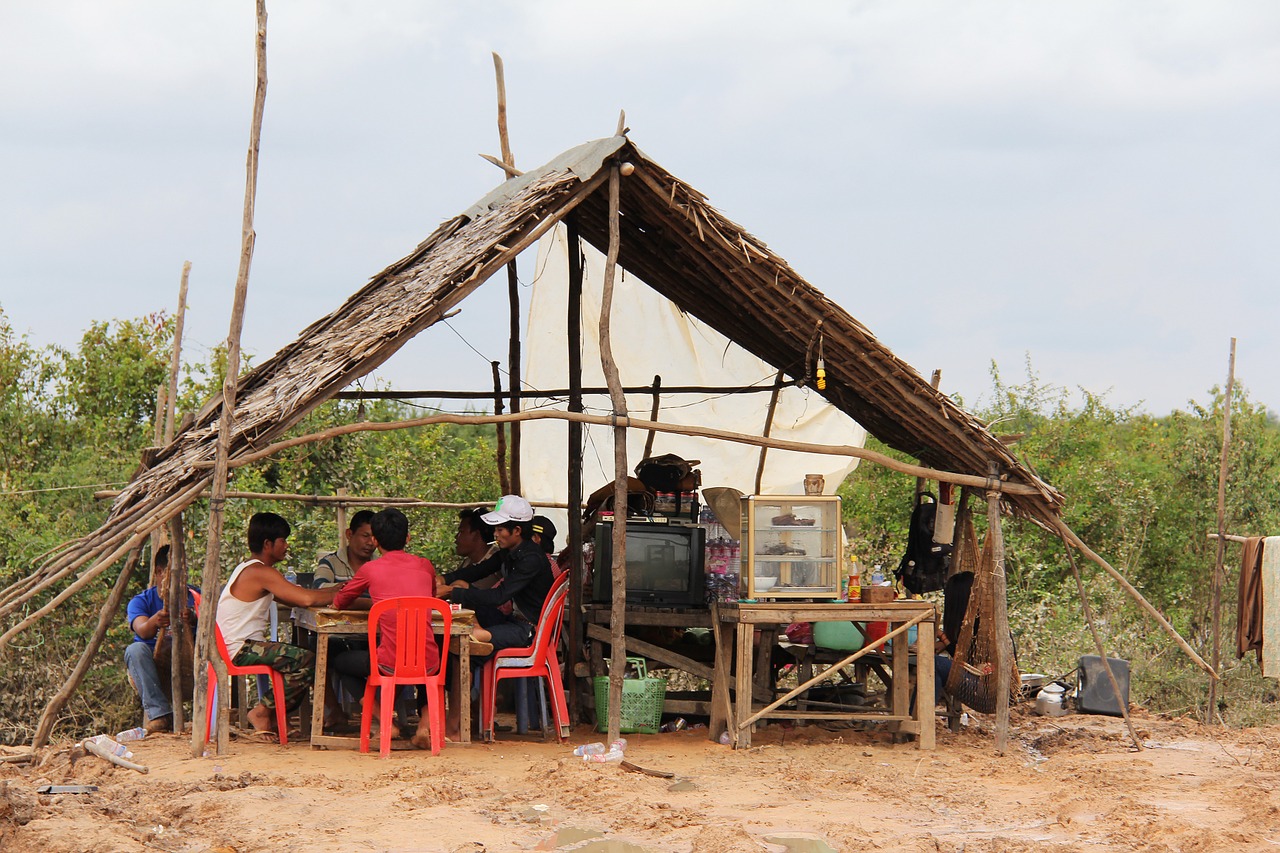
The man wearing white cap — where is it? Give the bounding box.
[437,495,555,653]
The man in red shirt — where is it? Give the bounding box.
[333,507,439,749]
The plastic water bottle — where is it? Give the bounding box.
[573,742,607,756]
[284,569,298,585]
[584,746,625,763]
[871,564,885,586]
[86,734,133,760]
[116,726,146,743]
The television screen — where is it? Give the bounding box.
[592,522,706,606]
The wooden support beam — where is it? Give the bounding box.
[193,0,267,759]
[491,361,509,495]
[1210,337,1236,723]
[642,374,662,460]
[32,549,141,748]
[566,214,585,725]
[985,465,1013,755]
[600,162,627,746]
[754,368,786,493]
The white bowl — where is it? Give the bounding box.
[755,577,778,592]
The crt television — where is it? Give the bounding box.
[592,521,706,607]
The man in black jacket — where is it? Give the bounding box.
[437,494,555,652]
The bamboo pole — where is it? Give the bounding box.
[599,162,627,746]
[193,0,268,759]
[753,368,786,493]
[209,408,1053,498]
[1053,516,1217,677]
[168,510,188,733]
[566,214,585,724]
[642,375,662,460]
[491,361,510,494]
[986,465,1013,754]
[32,549,141,748]
[1061,535,1143,749]
[1208,533,1250,544]
[1209,338,1235,723]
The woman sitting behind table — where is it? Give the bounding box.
[333,507,439,749]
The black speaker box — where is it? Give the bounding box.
[1076,655,1129,717]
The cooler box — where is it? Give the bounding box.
[1076,655,1129,717]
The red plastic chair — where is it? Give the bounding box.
[480,574,571,743]
[359,596,451,757]
[194,591,289,746]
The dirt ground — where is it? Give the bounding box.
[3,706,1279,853]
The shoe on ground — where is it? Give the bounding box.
[145,715,173,734]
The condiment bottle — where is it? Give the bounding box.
[847,555,862,602]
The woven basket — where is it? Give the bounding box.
[593,657,666,734]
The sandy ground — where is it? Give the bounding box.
[3,707,1280,853]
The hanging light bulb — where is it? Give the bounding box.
[815,358,827,391]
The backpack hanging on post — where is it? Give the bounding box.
[894,491,951,594]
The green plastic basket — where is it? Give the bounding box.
[593,658,666,734]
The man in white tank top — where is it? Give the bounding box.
[217,512,337,735]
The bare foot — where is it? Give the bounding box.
[410,729,433,750]
[247,703,276,733]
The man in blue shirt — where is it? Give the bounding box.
[124,545,198,733]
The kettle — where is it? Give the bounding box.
[1034,682,1071,717]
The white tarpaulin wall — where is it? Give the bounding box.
[519,224,867,531]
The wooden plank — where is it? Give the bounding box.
[584,623,772,703]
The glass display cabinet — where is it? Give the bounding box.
[740,495,842,600]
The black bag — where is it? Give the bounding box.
[895,491,951,594]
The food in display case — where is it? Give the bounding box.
[741,495,842,600]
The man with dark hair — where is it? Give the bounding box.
[315,509,377,588]
[438,495,554,651]
[332,507,440,748]
[216,511,337,735]
[124,544,198,733]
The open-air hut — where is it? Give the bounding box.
[0,134,1207,752]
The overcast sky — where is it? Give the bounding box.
[2,1,1277,419]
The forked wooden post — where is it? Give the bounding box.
[1209,337,1235,723]
[642,375,662,460]
[492,51,522,494]
[985,464,1013,754]
[599,162,627,745]
[193,0,268,758]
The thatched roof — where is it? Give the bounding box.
[15,135,1066,609]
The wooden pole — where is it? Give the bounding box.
[193,0,268,759]
[599,163,627,745]
[168,510,188,734]
[753,368,786,493]
[1209,337,1236,724]
[491,361,510,494]
[32,549,141,748]
[508,264,522,494]
[165,261,190,445]
[149,387,168,583]
[642,375,662,460]
[566,215,585,724]
[334,486,349,547]
[209,408,1055,498]
[493,51,522,495]
[1062,536,1143,749]
[916,370,942,498]
[985,464,1013,754]
[334,380,798,401]
[93,488,565,509]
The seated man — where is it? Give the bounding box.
[216,511,337,735]
[453,506,499,587]
[124,544,198,733]
[315,509,377,588]
[438,495,555,651]
[332,507,439,748]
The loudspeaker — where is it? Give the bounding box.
[1076,655,1129,717]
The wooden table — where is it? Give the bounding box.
[711,600,936,750]
[291,606,476,749]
